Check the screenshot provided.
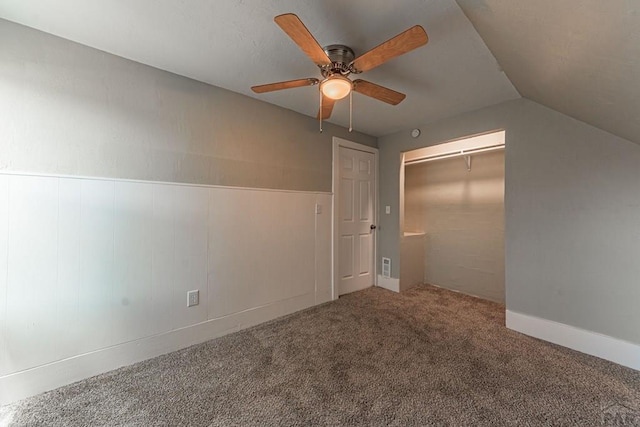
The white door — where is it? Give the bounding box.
[338,146,376,295]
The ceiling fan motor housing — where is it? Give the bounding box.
[322,44,356,76]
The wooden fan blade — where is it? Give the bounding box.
[350,26,428,73]
[353,79,406,105]
[317,96,335,120]
[275,13,332,67]
[251,78,319,93]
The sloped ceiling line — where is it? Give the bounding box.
[455,0,640,145]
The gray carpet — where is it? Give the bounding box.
[2,285,639,426]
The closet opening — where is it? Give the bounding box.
[399,130,505,302]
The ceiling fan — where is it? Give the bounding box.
[251,13,429,130]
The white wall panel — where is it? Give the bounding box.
[315,194,333,304]
[151,184,176,335]
[77,180,115,354]
[0,176,9,376]
[0,173,333,404]
[172,186,209,329]
[55,179,82,360]
[208,189,316,319]
[5,176,59,373]
[113,182,154,343]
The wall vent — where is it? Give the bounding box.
[382,257,391,279]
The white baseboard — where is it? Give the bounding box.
[506,310,640,371]
[0,293,316,406]
[376,275,400,293]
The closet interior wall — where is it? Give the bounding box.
[403,150,505,302]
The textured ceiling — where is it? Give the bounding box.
[456,0,640,145]
[0,0,519,137]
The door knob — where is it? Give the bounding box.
[370,224,377,230]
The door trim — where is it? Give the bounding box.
[332,137,379,300]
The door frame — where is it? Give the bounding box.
[332,137,379,300]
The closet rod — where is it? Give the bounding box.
[404,144,504,166]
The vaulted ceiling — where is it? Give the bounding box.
[456,0,640,145]
[1,0,638,143]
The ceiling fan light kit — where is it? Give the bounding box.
[251,13,428,132]
[320,75,352,100]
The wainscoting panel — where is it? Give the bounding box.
[0,176,9,377]
[112,181,156,344]
[315,197,333,304]
[150,184,177,335]
[0,173,333,405]
[55,178,83,361]
[208,188,317,319]
[5,176,59,374]
[79,180,117,354]
[171,185,209,329]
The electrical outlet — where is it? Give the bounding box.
[187,290,199,307]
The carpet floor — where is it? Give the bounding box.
[1,285,639,426]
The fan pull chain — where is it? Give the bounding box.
[319,90,323,133]
[349,91,353,132]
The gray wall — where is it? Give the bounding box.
[0,19,376,190]
[379,98,640,345]
[404,151,504,302]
